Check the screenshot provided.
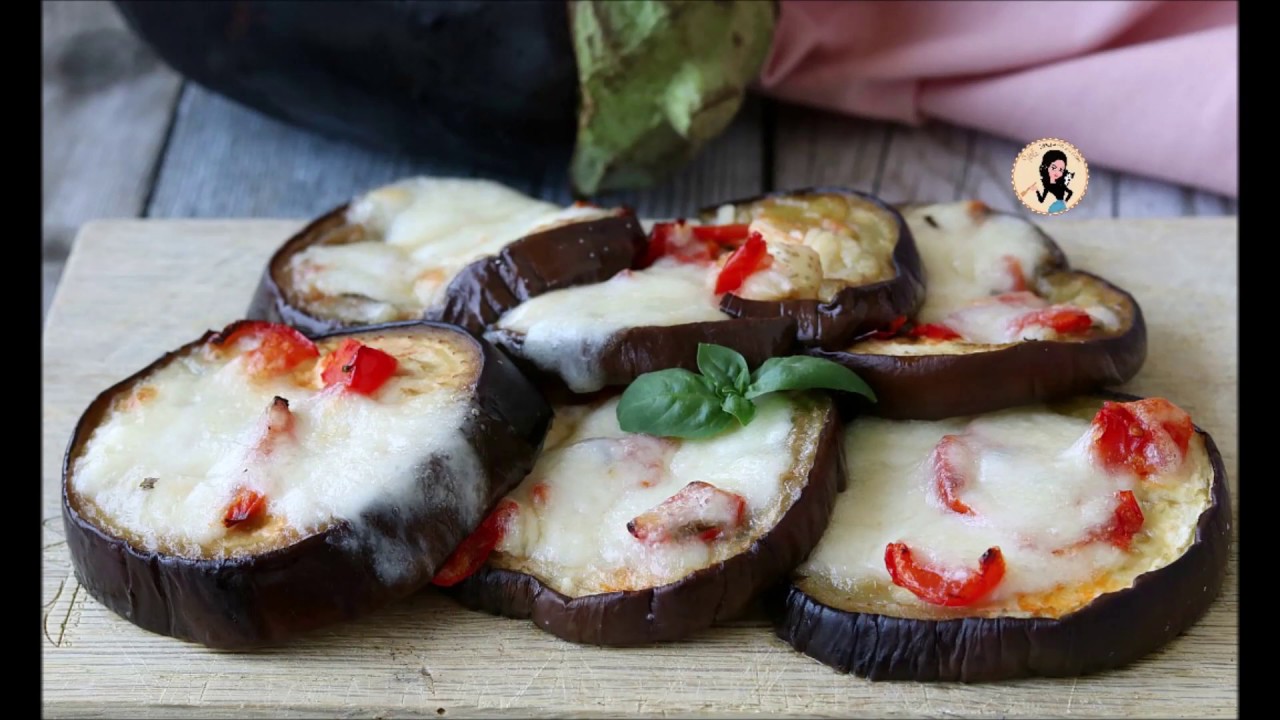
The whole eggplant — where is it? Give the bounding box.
[114,1,580,175]
[114,1,776,194]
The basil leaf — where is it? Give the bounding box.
[746,356,878,401]
[616,368,736,439]
[696,343,750,394]
[722,393,756,426]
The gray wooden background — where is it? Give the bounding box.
[42,1,1237,320]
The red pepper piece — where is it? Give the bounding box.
[640,220,716,267]
[217,321,319,377]
[431,499,520,587]
[1013,306,1093,336]
[691,223,751,244]
[931,435,975,515]
[866,315,908,340]
[909,323,963,341]
[1104,490,1145,550]
[885,543,1006,607]
[1091,398,1193,478]
[627,481,747,544]
[320,339,399,395]
[255,396,296,455]
[714,231,771,294]
[223,488,267,529]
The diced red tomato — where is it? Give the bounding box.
[223,488,267,529]
[1103,490,1145,550]
[216,321,319,377]
[909,323,963,341]
[1090,398,1193,479]
[1012,306,1093,336]
[431,499,520,587]
[714,231,771,295]
[931,435,975,515]
[640,220,718,267]
[691,223,751,244]
[1003,256,1029,292]
[1055,489,1146,555]
[320,339,398,395]
[627,481,747,544]
[866,315,908,340]
[884,543,1005,607]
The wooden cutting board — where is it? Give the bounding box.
[41,217,1238,718]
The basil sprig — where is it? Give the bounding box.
[616,344,875,439]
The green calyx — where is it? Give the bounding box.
[569,0,777,196]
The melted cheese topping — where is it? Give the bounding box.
[845,203,1131,354]
[490,395,826,597]
[286,177,600,323]
[904,202,1053,324]
[489,258,729,392]
[719,193,901,302]
[797,405,1213,619]
[69,332,482,581]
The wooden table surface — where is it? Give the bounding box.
[41,217,1237,719]
[41,1,1237,321]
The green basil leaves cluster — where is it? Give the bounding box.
[616,344,876,439]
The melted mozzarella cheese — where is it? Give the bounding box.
[799,407,1212,618]
[903,202,1054,324]
[492,395,815,596]
[287,178,589,322]
[490,259,729,392]
[70,333,480,582]
[731,194,900,302]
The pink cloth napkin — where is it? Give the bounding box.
[759,1,1238,197]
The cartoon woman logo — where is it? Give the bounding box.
[1012,139,1089,216]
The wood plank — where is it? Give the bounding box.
[145,86,541,219]
[873,122,970,206]
[41,1,183,318]
[771,104,889,193]
[149,87,763,221]
[42,217,1237,719]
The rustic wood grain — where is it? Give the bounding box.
[41,217,1237,719]
[147,87,766,221]
[873,122,970,206]
[772,104,889,193]
[41,0,182,317]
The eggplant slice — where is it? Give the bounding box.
[446,392,842,646]
[700,187,925,349]
[247,176,645,336]
[773,393,1231,681]
[812,201,1146,419]
[486,187,920,393]
[62,320,550,648]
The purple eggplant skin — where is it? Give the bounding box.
[699,188,927,350]
[114,1,578,176]
[810,270,1147,421]
[446,396,843,646]
[771,394,1231,682]
[246,205,353,337]
[246,206,648,338]
[425,211,648,335]
[62,321,551,649]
